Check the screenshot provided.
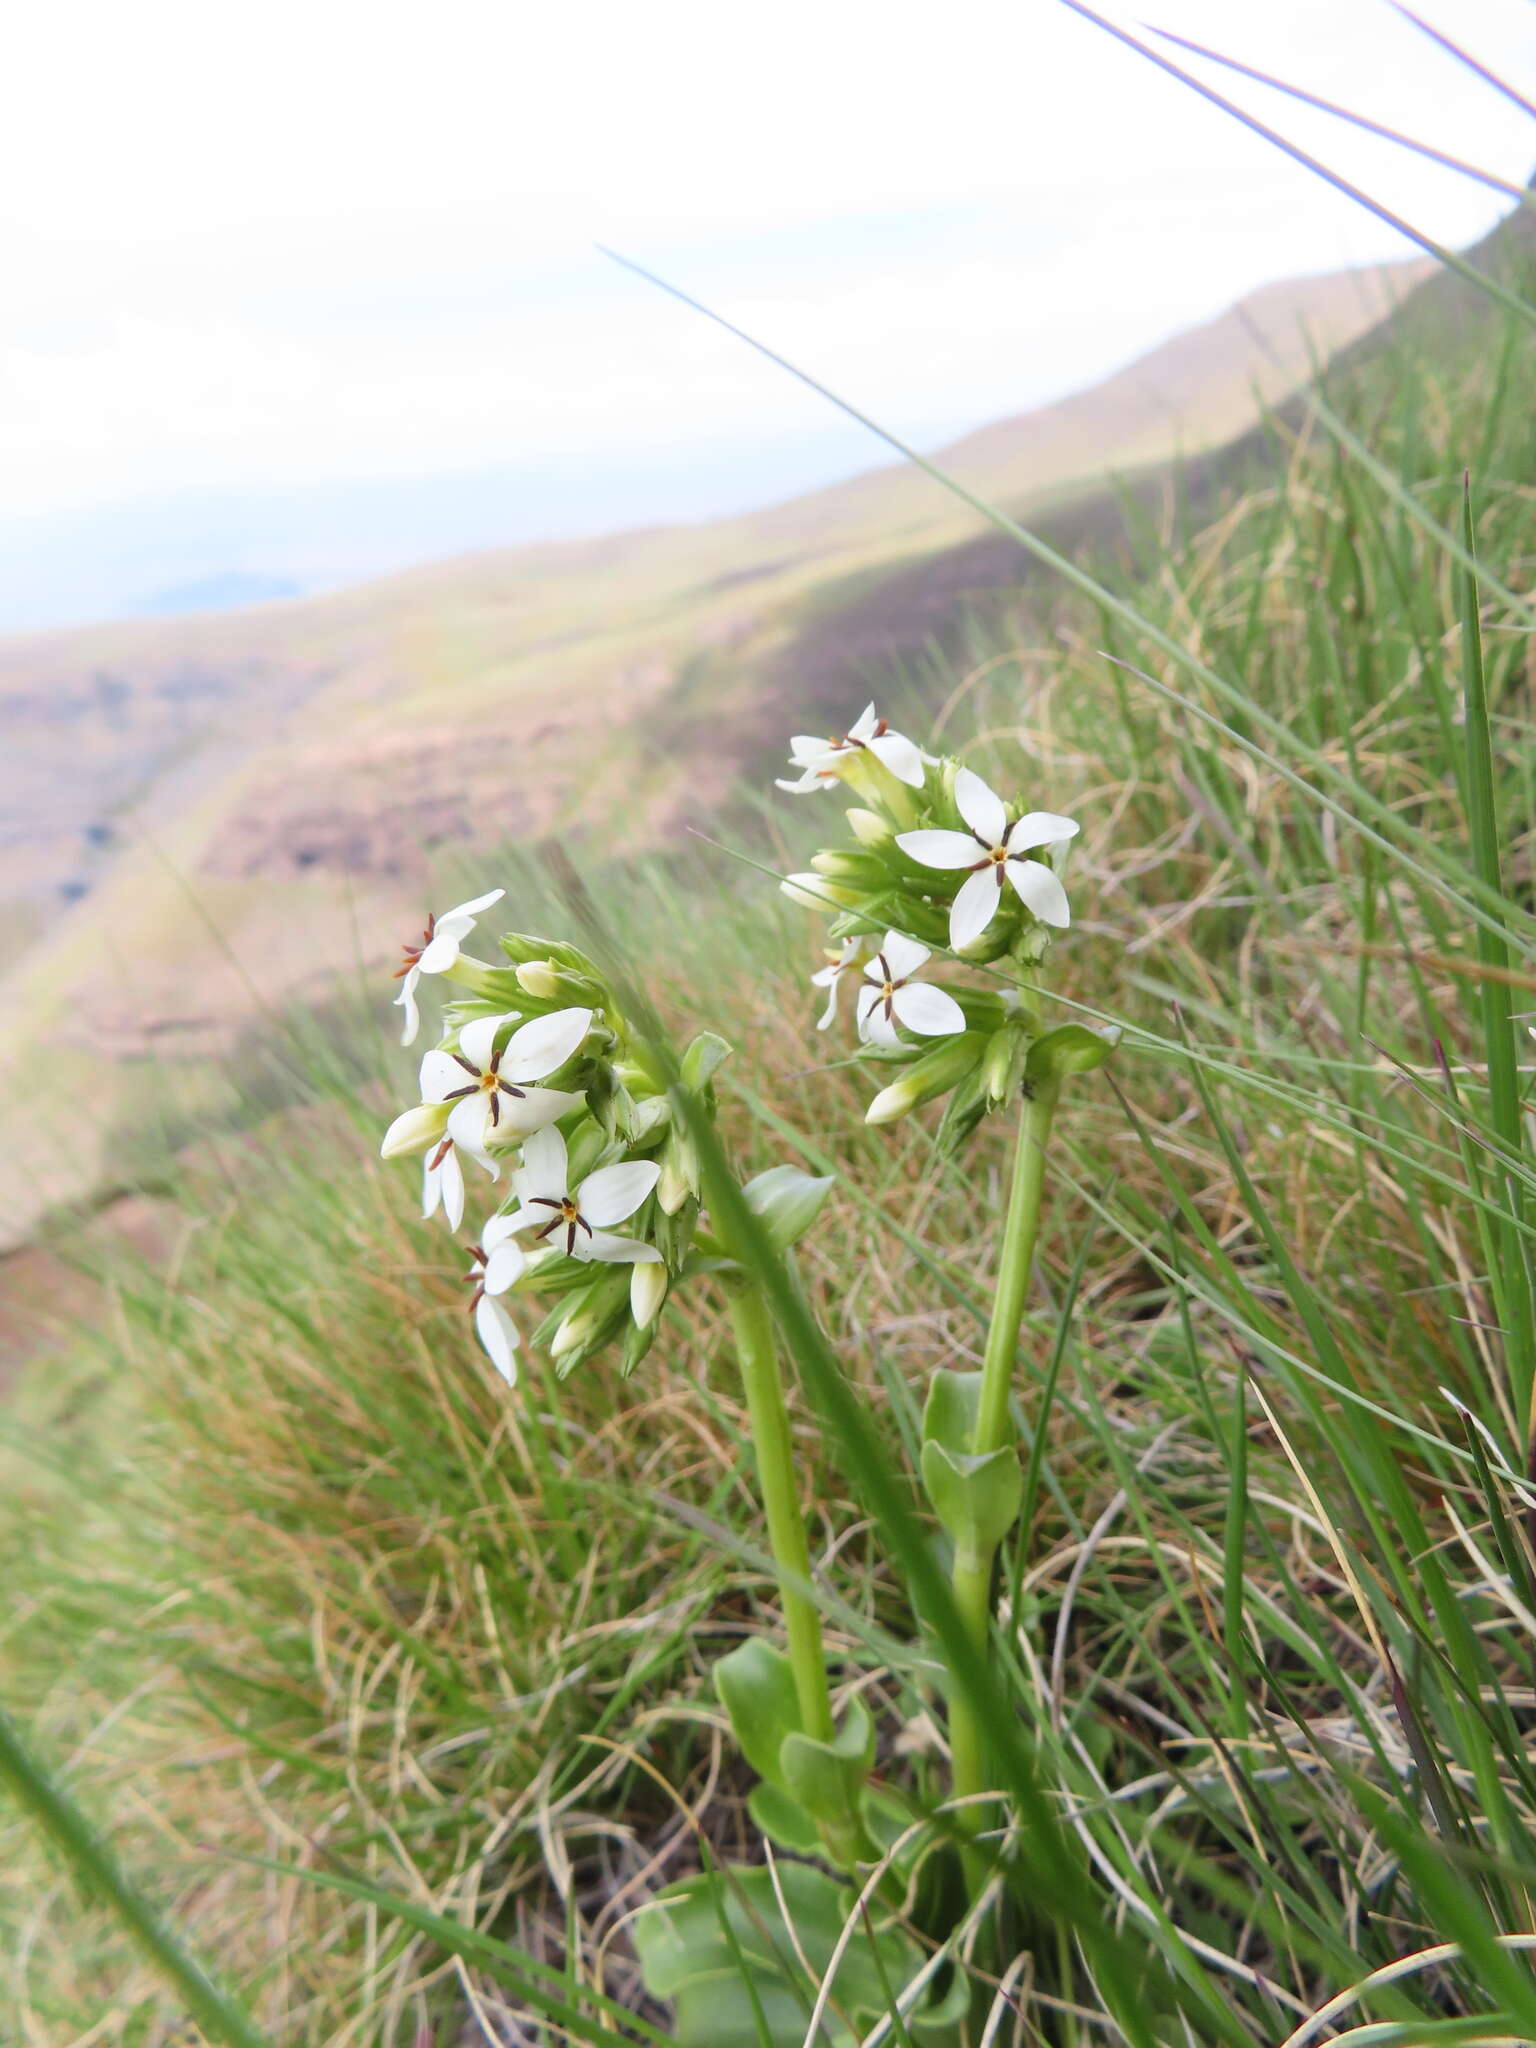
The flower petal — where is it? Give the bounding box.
[493,1206,543,1237]
[953,767,1008,847]
[447,1092,494,1157]
[580,1231,662,1265]
[459,1010,521,1072]
[1005,858,1071,929]
[474,1294,520,1383]
[811,970,847,1032]
[895,829,982,872]
[775,769,832,793]
[868,731,925,788]
[879,930,930,979]
[416,929,463,974]
[483,1242,527,1295]
[494,1087,584,1140]
[481,1211,523,1251]
[1007,811,1079,851]
[578,1159,661,1228]
[519,1123,568,1198]
[394,968,421,1047]
[500,1006,592,1083]
[848,704,878,741]
[444,887,505,922]
[891,982,966,1037]
[420,1048,470,1103]
[950,866,1002,950]
[439,1149,467,1230]
[857,989,899,1046]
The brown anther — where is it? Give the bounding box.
[394,913,437,978]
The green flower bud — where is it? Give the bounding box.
[379,1101,450,1159]
[439,956,523,1004]
[845,806,894,850]
[630,1260,668,1330]
[515,959,561,1000]
[681,1031,732,1093]
[865,1031,987,1126]
[781,872,858,913]
[741,1165,835,1251]
[810,849,884,888]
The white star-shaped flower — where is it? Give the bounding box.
[776,703,928,793]
[498,1125,662,1264]
[419,1008,591,1162]
[463,1218,528,1383]
[854,931,967,1046]
[896,768,1078,950]
[392,888,505,1046]
[809,937,866,1030]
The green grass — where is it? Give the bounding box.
[6,110,1536,2048]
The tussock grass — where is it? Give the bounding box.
[6,150,1536,2048]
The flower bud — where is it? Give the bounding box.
[439,956,521,1003]
[379,1101,450,1159]
[741,1165,835,1251]
[630,1260,668,1330]
[865,1032,987,1126]
[657,1145,693,1214]
[810,849,883,887]
[845,806,894,850]
[515,959,562,1000]
[781,873,857,913]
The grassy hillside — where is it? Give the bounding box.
[0,257,1424,1248]
[2,173,1535,2048]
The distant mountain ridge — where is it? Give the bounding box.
[0,247,1432,1245]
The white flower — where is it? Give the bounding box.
[809,937,866,1030]
[896,768,1078,950]
[422,1136,469,1231]
[499,1125,662,1264]
[855,932,966,1046]
[393,888,505,1046]
[419,1007,591,1161]
[464,1218,527,1383]
[776,703,928,793]
[630,1260,668,1329]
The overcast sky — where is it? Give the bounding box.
[2,0,1533,546]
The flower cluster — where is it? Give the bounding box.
[380,905,833,1390]
[779,703,1085,1142]
[381,912,710,1387]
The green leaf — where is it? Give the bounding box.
[632,1861,947,2048]
[1025,1022,1120,1082]
[779,1695,876,1831]
[746,1781,822,1854]
[920,1440,1023,1562]
[714,1639,803,1788]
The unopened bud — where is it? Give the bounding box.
[781,873,857,913]
[380,1101,450,1159]
[846,807,894,850]
[630,1260,667,1329]
[657,1155,691,1214]
[810,849,882,886]
[865,1033,986,1126]
[515,959,561,1000]
[741,1165,835,1251]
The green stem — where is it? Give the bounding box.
[0,1701,271,2048]
[728,1284,835,1746]
[946,1079,1060,1883]
[973,1080,1060,1460]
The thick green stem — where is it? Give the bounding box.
[728,1284,835,1746]
[946,1080,1060,1879]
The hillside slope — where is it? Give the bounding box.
[0,253,1427,1243]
